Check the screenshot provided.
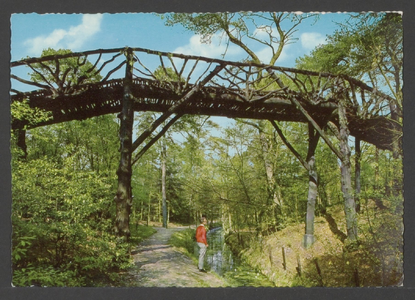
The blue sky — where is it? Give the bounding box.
[11,12,350,66]
[10,12,351,134]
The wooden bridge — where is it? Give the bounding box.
[11,47,400,151]
[10,47,402,241]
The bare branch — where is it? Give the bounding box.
[101,61,126,83]
[11,74,52,90]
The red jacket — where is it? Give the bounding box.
[195,224,207,245]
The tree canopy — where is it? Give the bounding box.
[163,12,318,65]
[296,13,402,125]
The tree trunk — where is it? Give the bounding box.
[16,129,27,159]
[147,193,151,226]
[390,103,403,197]
[140,198,144,222]
[243,120,281,228]
[158,196,161,223]
[270,120,320,247]
[114,49,134,239]
[355,138,361,213]
[257,123,281,225]
[161,142,168,228]
[339,101,358,242]
[303,124,319,248]
[304,156,318,248]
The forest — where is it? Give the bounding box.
[11,12,403,287]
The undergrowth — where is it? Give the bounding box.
[226,201,403,287]
[12,223,157,287]
[168,228,197,261]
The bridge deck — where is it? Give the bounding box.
[11,77,398,151]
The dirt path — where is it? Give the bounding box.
[128,227,229,287]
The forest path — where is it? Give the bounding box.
[128,226,229,287]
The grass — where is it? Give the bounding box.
[129,224,157,245]
[168,228,197,260]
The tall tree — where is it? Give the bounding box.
[296,13,402,155]
[163,12,317,64]
[296,12,403,242]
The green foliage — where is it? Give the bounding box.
[169,228,196,254]
[128,225,157,245]
[29,48,103,90]
[11,76,129,286]
[11,47,157,287]
[11,99,52,129]
[13,266,81,287]
[153,66,184,82]
[26,115,120,173]
[296,13,402,104]
[11,154,132,286]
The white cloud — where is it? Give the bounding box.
[24,14,103,55]
[256,45,290,64]
[173,33,242,59]
[300,32,326,51]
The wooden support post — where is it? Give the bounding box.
[132,114,182,166]
[270,120,319,248]
[268,68,357,243]
[266,68,343,160]
[114,48,134,239]
[354,268,360,287]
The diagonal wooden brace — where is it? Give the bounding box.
[132,113,183,166]
[266,68,343,161]
[131,64,225,153]
[269,119,308,170]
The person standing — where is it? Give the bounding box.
[195,216,208,272]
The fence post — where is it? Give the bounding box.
[269,246,273,268]
[282,247,287,270]
[296,254,302,277]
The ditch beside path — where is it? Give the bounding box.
[129,226,229,287]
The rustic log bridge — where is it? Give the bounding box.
[11,48,400,151]
[11,47,402,239]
